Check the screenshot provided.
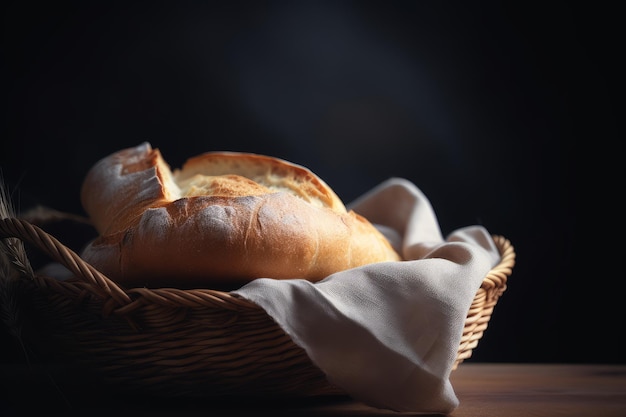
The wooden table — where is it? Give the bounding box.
[449,363,626,417]
[1,363,625,416]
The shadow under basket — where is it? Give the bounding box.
[0,217,515,399]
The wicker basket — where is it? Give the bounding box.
[0,217,515,399]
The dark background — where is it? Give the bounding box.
[0,0,622,370]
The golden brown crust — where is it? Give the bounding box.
[80,143,177,236]
[80,142,400,288]
[176,151,346,212]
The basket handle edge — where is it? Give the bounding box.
[0,217,132,305]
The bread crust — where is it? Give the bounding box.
[80,143,400,288]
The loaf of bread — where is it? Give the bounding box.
[80,142,400,288]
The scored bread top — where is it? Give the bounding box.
[82,143,346,236]
[174,151,346,212]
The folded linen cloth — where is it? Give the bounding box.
[234,178,501,414]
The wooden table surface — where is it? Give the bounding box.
[1,363,625,416]
[449,363,626,417]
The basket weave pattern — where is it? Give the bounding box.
[1,217,515,398]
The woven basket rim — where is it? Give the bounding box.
[0,217,515,319]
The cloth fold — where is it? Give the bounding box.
[234,178,500,414]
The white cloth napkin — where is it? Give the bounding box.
[234,178,501,414]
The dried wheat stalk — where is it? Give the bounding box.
[0,179,34,278]
[0,177,34,362]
